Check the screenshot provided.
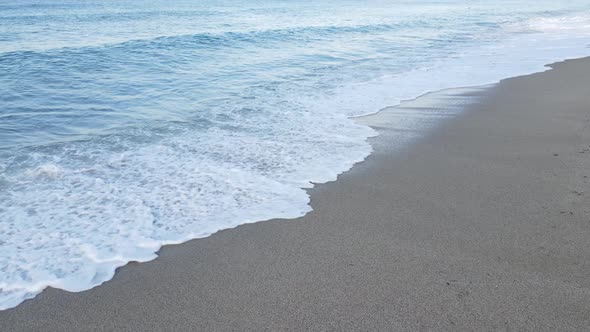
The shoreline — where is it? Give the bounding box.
[3,57,590,330]
[2,51,588,311]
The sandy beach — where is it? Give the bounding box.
[2,57,590,330]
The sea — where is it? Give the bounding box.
[1,0,590,309]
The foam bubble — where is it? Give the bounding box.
[25,164,63,178]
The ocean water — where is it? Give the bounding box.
[1,0,590,309]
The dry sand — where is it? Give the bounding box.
[2,58,590,331]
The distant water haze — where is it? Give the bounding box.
[1,0,590,309]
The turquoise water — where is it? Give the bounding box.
[1,0,590,309]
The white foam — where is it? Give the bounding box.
[318,14,590,120]
[509,13,590,33]
[25,164,63,178]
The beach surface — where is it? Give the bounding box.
[2,58,590,331]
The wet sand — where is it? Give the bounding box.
[2,58,590,331]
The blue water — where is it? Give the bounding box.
[1,0,590,309]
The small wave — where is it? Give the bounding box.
[503,13,590,34]
[0,23,407,56]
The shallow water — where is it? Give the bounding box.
[1,0,590,309]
